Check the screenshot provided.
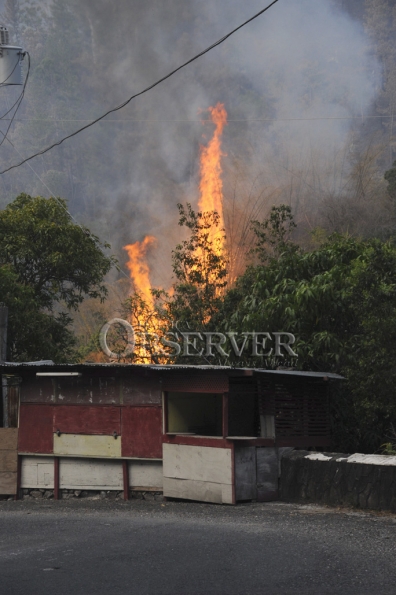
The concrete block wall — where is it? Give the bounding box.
[281,450,396,513]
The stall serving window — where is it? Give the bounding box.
[166,392,223,436]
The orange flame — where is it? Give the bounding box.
[123,235,156,308]
[198,102,227,252]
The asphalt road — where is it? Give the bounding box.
[0,498,395,595]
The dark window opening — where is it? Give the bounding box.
[166,392,223,436]
[228,379,259,437]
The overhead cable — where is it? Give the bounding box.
[0,129,127,278]
[1,115,393,123]
[0,0,280,176]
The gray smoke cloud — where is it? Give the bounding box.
[0,0,381,287]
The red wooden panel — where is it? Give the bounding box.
[53,406,121,435]
[162,372,228,393]
[18,404,54,454]
[122,407,162,459]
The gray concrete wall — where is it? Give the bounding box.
[281,450,396,512]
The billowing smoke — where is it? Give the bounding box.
[0,0,381,287]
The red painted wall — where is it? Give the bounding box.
[18,404,54,454]
[18,403,162,458]
[122,407,162,459]
[53,405,121,435]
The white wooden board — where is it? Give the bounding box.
[163,477,233,504]
[128,460,163,488]
[21,456,54,489]
[60,458,123,490]
[163,443,232,484]
[53,433,121,458]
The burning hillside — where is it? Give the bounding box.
[121,102,228,362]
[198,102,227,256]
[124,102,227,301]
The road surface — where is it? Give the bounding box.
[0,497,395,594]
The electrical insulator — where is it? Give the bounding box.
[0,25,25,85]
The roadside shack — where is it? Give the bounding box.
[0,363,341,504]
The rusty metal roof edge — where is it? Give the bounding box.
[0,361,344,379]
[253,369,344,380]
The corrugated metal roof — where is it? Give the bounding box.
[253,369,343,380]
[2,360,54,366]
[0,361,344,379]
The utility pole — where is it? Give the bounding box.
[0,24,25,85]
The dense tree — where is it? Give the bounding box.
[212,206,396,452]
[165,203,228,328]
[250,204,297,264]
[0,264,75,361]
[0,193,115,361]
[118,203,228,364]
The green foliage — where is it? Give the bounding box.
[165,203,228,331]
[0,193,115,310]
[380,424,396,455]
[0,194,115,362]
[0,263,75,362]
[217,224,396,452]
[381,443,396,455]
[117,203,228,364]
[250,204,297,263]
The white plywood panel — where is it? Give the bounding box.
[54,434,121,458]
[60,458,123,490]
[21,456,54,489]
[21,457,37,487]
[163,477,233,504]
[163,443,232,484]
[38,462,54,487]
[128,460,163,488]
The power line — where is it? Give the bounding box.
[0,0,280,176]
[0,114,392,124]
[0,88,26,121]
[0,129,130,281]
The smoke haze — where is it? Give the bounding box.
[0,0,382,287]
